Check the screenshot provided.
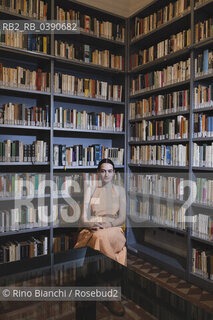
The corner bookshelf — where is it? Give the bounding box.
[126,0,213,293]
[0,0,127,273]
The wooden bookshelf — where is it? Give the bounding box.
[0,0,127,267]
[127,0,213,293]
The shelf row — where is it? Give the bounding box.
[130,0,213,45]
[1,162,213,170]
[2,42,213,75]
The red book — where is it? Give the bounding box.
[36,69,42,91]
[140,18,143,35]
[33,106,36,122]
[210,220,213,240]
[181,117,184,138]
[84,15,90,32]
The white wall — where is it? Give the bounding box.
[75,0,129,17]
[129,0,152,16]
[75,0,152,17]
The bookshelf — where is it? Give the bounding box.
[127,0,213,293]
[0,0,127,272]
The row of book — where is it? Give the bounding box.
[194,84,213,109]
[130,116,189,141]
[195,49,213,77]
[131,58,191,95]
[53,234,76,253]
[0,64,50,92]
[0,32,50,54]
[0,63,123,101]
[0,172,124,199]
[54,73,123,101]
[0,139,48,163]
[0,173,47,198]
[195,0,209,7]
[192,214,213,241]
[193,143,213,168]
[53,175,84,196]
[55,40,124,70]
[131,28,191,69]
[130,144,189,166]
[53,172,123,195]
[56,6,125,42]
[195,18,213,43]
[53,203,80,227]
[0,103,49,127]
[192,248,213,280]
[130,174,185,201]
[0,206,48,232]
[129,196,186,230]
[0,236,48,263]
[0,0,48,20]
[54,108,124,131]
[129,197,150,221]
[53,144,124,167]
[195,178,213,205]
[152,203,186,230]
[131,0,191,39]
[194,113,213,138]
[130,174,213,206]
[129,90,190,119]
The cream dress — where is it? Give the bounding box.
[74,183,127,266]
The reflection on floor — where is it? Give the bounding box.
[96,297,157,320]
[127,252,213,315]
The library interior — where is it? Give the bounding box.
[0,0,213,319]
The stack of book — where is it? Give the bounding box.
[53,144,124,167]
[130,144,188,166]
[0,103,49,127]
[54,108,124,131]
[0,63,50,92]
[131,58,190,95]
[0,139,48,163]
[129,90,190,119]
[56,6,125,42]
[54,73,123,101]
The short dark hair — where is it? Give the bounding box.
[97,158,115,171]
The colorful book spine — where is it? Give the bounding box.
[130,144,188,166]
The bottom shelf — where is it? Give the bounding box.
[127,242,185,278]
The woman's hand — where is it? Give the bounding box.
[90,221,112,230]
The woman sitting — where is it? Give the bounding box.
[74,158,127,266]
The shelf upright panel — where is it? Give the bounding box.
[186,0,195,282]
[126,10,138,249]
[50,0,55,272]
[125,17,130,242]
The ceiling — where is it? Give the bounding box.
[76,0,152,18]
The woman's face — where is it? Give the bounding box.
[99,163,115,184]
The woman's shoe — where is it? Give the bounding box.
[103,300,125,316]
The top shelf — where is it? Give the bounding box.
[194,0,213,12]
[0,8,46,20]
[130,10,190,46]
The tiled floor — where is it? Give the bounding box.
[127,252,213,315]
